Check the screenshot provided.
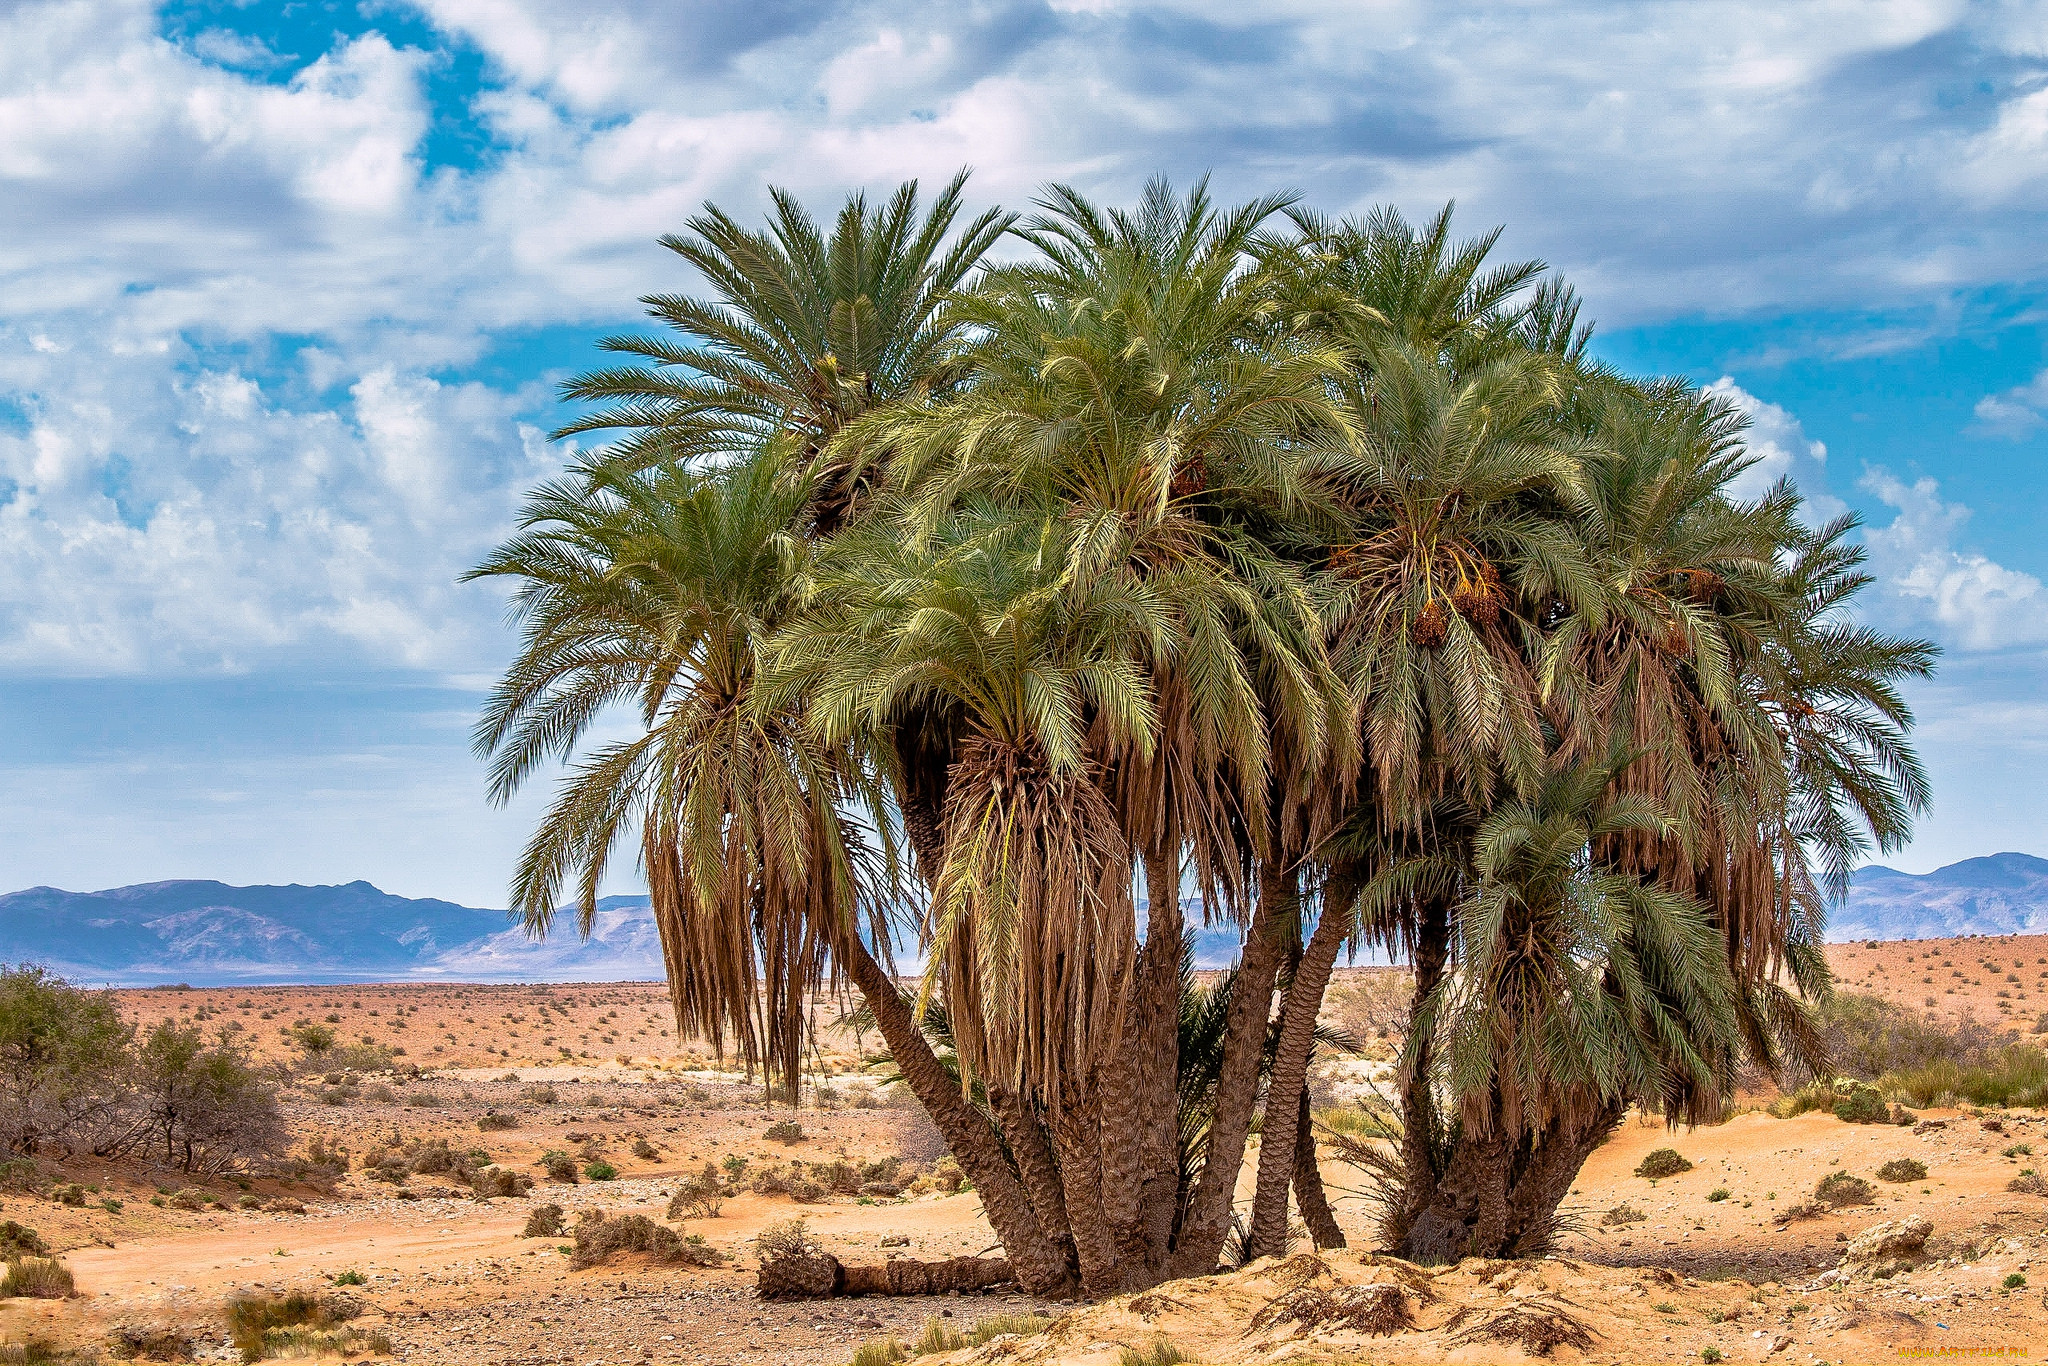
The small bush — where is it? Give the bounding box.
[167,1187,212,1212]
[2004,1272,2027,1289]
[850,1338,908,1366]
[0,1257,73,1299]
[668,1163,724,1220]
[1815,1172,1875,1207]
[2003,1143,2034,1159]
[1600,1204,1646,1226]
[540,1151,579,1183]
[1701,1350,1725,1365]
[1834,1087,1889,1125]
[521,1084,558,1105]
[51,1184,84,1207]
[332,1270,366,1286]
[631,1137,657,1160]
[0,1160,42,1193]
[1877,1158,1928,1183]
[569,1211,724,1270]
[1706,1188,1730,1202]
[1635,1148,1693,1179]
[470,1166,533,1199]
[476,1110,518,1131]
[787,1177,825,1203]
[226,1289,359,1362]
[2006,1173,2048,1195]
[755,1218,815,1262]
[106,1323,194,1361]
[522,1204,565,1238]
[582,1160,617,1182]
[0,1224,46,1259]
[763,1119,805,1145]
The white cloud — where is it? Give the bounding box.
[1859,466,2048,651]
[0,329,551,675]
[1704,376,1835,505]
[1971,369,2048,439]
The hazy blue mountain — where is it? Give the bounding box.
[7,856,2042,985]
[1829,852,2048,941]
[0,880,664,985]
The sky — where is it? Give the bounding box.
[2,0,2047,908]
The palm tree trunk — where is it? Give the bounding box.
[1135,845,1184,1268]
[1291,1087,1345,1249]
[1396,891,1450,1246]
[987,1083,1075,1265]
[1166,861,1291,1277]
[837,934,1077,1296]
[1245,887,1349,1259]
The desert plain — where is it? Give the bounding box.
[4,935,2047,1365]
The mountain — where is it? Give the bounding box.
[7,855,2044,985]
[0,880,664,985]
[1829,852,2048,941]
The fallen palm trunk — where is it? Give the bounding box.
[758,1250,1015,1300]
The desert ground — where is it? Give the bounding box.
[4,935,2047,1364]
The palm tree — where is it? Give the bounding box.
[472,175,1937,1296]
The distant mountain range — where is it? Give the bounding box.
[4,854,2044,985]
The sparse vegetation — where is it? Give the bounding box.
[1832,1085,1889,1125]
[763,1119,805,1145]
[1119,1339,1187,1366]
[1635,1149,1693,1179]
[569,1210,724,1270]
[1877,1158,1928,1183]
[0,1257,73,1300]
[1815,1171,1875,1207]
[1600,1203,1646,1226]
[522,1204,566,1238]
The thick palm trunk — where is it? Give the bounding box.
[1396,1097,1622,1261]
[837,935,1078,1296]
[1291,1087,1346,1249]
[1166,861,1291,1278]
[1244,890,1350,1258]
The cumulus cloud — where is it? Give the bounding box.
[1859,466,2048,651]
[1703,376,1836,506]
[1971,369,2048,439]
[0,327,550,674]
[5,0,2048,682]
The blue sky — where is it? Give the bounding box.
[3,0,2047,907]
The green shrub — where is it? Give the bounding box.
[2004,1272,2027,1289]
[0,1257,73,1299]
[1635,1148,1693,1179]
[582,1160,617,1182]
[1706,1188,1730,1202]
[1877,1158,1928,1183]
[764,1119,805,1145]
[1815,1172,1875,1207]
[2003,1143,2034,1159]
[332,1270,366,1286]
[1879,1045,2048,1110]
[1833,1086,1888,1125]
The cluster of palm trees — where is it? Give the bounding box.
[470,173,1935,1298]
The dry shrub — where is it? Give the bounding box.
[1634,1149,1692,1179]
[0,1257,73,1300]
[1249,1283,1410,1336]
[764,1119,805,1145]
[106,1323,193,1361]
[1599,1204,1646,1226]
[1773,1200,1828,1223]
[0,1224,45,1259]
[1877,1158,1928,1183]
[754,1218,840,1299]
[522,1204,565,1238]
[1816,1172,1875,1207]
[2007,1173,2048,1195]
[667,1163,724,1219]
[225,1290,357,1362]
[167,1188,212,1212]
[569,1211,724,1270]
[787,1177,825,1203]
[849,1340,907,1366]
[470,1166,533,1199]
[539,1150,579,1183]
[477,1110,518,1131]
[1445,1297,1596,1356]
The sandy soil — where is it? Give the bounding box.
[1826,934,2048,1035]
[5,936,2047,1364]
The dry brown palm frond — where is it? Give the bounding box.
[927,735,1138,1103]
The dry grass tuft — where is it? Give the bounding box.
[1248,1283,1412,1337]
